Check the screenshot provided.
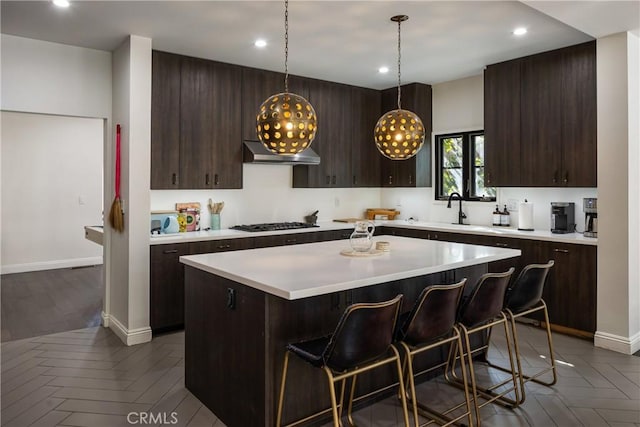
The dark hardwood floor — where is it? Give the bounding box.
[1,265,103,342]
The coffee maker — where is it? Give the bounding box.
[551,202,575,234]
[584,198,598,238]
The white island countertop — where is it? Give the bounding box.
[180,235,520,300]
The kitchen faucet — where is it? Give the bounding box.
[447,192,467,225]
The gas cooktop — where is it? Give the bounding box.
[231,222,319,232]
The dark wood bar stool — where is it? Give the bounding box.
[276,294,410,427]
[485,260,556,404]
[394,279,474,427]
[445,268,519,424]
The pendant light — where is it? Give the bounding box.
[257,0,317,155]
[374,15,425,160]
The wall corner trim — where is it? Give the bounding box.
[101,311,110,327]
[594,330,640,355]
[108,315,152,346]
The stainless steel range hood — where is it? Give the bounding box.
[243,141,321,165]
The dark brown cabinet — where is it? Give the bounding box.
[380,83,432,187]
[151,51,243,190]
[293,79,352,188]
[150,243,189,332]
[484,41,596,188]
[351,87,382,187]
[484,60,521,187]
[151,51,181,189]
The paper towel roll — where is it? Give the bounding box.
[518,201,534,231]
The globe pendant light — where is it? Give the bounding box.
[257,0,317,155]
[374,15,425,160]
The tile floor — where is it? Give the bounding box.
[1,324,639,426]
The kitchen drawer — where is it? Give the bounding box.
[252,233,319,249]
[190,238,254,254]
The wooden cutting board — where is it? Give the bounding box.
[333,218,363,223]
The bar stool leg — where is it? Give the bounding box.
[323,367,342,427]
[276,351,291,427]
[391,345,411,427]
[346,375,357,427]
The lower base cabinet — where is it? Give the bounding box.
[378,227,597,335]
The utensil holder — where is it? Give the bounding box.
[211,213,221,230]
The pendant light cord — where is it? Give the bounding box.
[284,0,289,94]
[396,18,402,110]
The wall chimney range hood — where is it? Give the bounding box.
[243,141,321,165]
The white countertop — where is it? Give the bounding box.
[149,220,597,246]
[179,235,521,300]
[149,221,353,245]
[379,220,598,246]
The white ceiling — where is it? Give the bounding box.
[1,1,638,89]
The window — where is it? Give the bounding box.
[435,130,496,201]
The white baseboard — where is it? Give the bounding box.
[1,257,103,275]
[101,311,110,327]
[594,330,640,355]
[108,314,152,346]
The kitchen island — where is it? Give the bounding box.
[180,235,520,427]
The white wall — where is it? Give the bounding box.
[151,164,381,227]
[594,32,640,354]
[1,112,103,273]
[1,35,111,118]
[107,35,152,346]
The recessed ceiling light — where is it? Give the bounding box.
[52,0,70,8]
[254,39,267,48]
[513,27,527,36]
[378,66,389,74]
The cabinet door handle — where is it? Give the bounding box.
[409,174,413,185]
[553,170,558,184]
[163,249,178,254]
[326,175,331,185]
[388,175,393,185]
[285,238,297,244]
[217,244,231,250]
[353,175,357,185]
[171,173,177,185]
[214,174,219,186]
[495,243,509,247]
[563,172,569,184]
[486,172,491,185]
[341,233,351,239]
[553,248,569,253]
[205,173,210,186]
[332,175,336,185]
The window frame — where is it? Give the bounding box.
[434,130,495,202]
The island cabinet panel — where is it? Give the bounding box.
[151,51,242,190]
[241,67,308,142]
[150,243,190,332]
[351,87,382,187]
[483,60,521,187]
[185,268,267,427]
[484,41,596,188]
[293,79,352,188]
[380,83,432,188]
[185,265,487,427]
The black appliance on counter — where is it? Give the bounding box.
[231,222,319,232]
[551,202,575,234]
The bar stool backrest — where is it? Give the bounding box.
[458,268,515,328]
[398,279,467,347]
[323,294,403,372]
[504,261,555,313]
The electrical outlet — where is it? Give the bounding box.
[334,197,340,207]
[507,199,518,211]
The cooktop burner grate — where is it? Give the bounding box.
[231,222,319,232]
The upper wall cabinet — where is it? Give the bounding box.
[351,87,382,187]
[484,41,596,188]
[380,83,432,188]
[151,51,243,189]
